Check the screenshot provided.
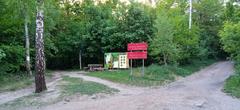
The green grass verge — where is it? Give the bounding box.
[224,74,240,98]
[0,70,54,92]
[179,59,217,76]
[60,76,119,95]
[88,59,217,87]
[0,74,33,92]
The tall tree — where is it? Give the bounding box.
[150,9,179,65]
[35,0,47,93]
[23,2,32,75]
[194,0,224,58]
[4,0,35,75]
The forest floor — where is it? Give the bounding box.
[1,61,240,110]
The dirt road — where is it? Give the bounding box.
[41,61,240,110]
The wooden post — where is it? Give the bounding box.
[79,49,82,70]
[130,49,133,79]
[142,59,144,77]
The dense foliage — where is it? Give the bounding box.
[150,0,201,65]
[220,0,240,98]
[219,1,240,73]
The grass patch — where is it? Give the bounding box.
[89,65,180,86]
[0,70,55,92]
[224,74,240,98]
[88,59,216,86]
[179,59,217,76]
[0,74,33,92]
[60,76,118,95]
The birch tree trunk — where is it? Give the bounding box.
[24,16,32,76]
[35,0,47,93]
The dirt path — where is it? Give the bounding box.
[41,61,240,110]
[0,72,63,105]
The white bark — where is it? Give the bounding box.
[35,0,47,93]
[189,0,192,29]
[24,16,32,75]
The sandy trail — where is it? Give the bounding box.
[41,61,240,110]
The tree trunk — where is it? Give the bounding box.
[189,0,192,29]
[163,53,167,66]
[35,0,47,93]
[24,16,32,76]
[79,49,82,70]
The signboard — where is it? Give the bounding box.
[127,42,148,77]
[127,52,147,59]
[119,54,128,68]
[127,43,148,51]
[104,53,129,69]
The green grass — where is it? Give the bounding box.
[0,74,33,92]
[0,70,54,92]
[60,76,119,95]
[179,59,217,76]
[224,74,240,98]
[88,66,180,86]
[88,59,217,87]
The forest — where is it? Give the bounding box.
[0,0,240,95]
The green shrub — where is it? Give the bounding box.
[220,21,240,66]
[0,45,25,74]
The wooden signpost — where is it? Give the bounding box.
[127,42,148,77]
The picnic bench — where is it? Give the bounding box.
[87,64,104,71]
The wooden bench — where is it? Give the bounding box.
[88,64,104,71]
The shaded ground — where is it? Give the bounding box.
[1,61,240,110]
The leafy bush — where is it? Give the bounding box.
[0,45,25,74]
[219,21,240,72]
